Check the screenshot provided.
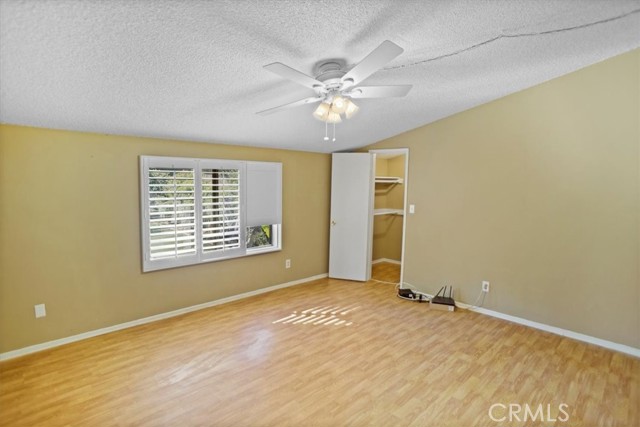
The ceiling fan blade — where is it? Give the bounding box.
[256,96,324,116]
[347,85,412,99]
[341,40,404,90]
[264,62,325,90]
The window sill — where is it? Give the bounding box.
[246,245,281,256]
[143,245,282,272]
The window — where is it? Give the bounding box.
[141,156,281,272]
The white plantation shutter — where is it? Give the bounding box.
[201,165,244,258]
[141,157,199,271]
[148,168,197,259]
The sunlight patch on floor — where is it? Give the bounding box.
[272,305,359,326]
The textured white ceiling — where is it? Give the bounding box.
[1,0,639,153]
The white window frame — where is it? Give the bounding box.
[140,155,282,272]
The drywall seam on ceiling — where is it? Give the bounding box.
[384,8,640,70]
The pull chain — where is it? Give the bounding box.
[323,121,329,141]
[332,123,336,142]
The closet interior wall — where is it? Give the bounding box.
[372,155,405,263]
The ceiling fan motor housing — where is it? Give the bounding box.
[313,59,349,92]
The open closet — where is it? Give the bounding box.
[328,149,408,286]
[371,150,407,284]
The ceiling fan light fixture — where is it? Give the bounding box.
[313,102,330,121]
[344,99,359,119]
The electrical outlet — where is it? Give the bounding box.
[482,281,490,293]
[285,259,291,269]
[34,304,46,318]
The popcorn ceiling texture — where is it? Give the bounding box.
[0,0,639,153]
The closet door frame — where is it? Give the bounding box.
[369,148,409,287]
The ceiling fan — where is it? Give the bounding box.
[257,40,412,139]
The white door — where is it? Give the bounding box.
[329,153,375,281]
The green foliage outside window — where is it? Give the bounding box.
[246,225,272,248]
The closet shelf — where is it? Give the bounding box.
[375,176,403,184]
[373,208,404,216]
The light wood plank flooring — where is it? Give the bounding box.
[371,261,401,284]
[1,263,638,426]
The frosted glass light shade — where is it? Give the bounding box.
[331,95,347,114]
[326,111,342,123]
[313,102,330,121]
[330,95,347,114]
[344,99,359,119]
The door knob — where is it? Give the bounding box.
[331,220,336,226]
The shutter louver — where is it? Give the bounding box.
[201,168,241,253]
[147,168,196,260]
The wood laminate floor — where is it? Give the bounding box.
[1,263,638,426]
[371,261,401,284]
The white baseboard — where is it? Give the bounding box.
[404,284,640,358]
[0,273,328,361]
[372,258,402,265]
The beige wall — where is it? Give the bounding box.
[367,49,640,348]
[0,125,331,352]
[372,156,404,262]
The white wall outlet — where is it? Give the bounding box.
[34,303,46,318]
[482,281,490,293]
[285,259,291,269]
[409,204,415,214]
